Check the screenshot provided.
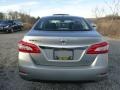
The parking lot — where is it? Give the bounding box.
[0,30,120,90]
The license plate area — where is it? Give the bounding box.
[53,49,74,60]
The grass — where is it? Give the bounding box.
[96,18,120,39]
[23,23,33,30]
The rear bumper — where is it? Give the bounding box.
[19,65,108,81]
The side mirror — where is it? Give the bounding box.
[91,23,97,30]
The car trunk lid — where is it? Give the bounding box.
[23,30,102,67]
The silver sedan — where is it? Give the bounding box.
[18,14,109,81]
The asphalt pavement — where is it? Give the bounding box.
[0,31,120,90]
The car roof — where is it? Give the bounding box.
[41,14,83,19]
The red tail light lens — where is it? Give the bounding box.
[86,42,109,54]
[18,40,40,53]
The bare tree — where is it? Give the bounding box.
[93,0,120,19]
[93,6,105,19]
[93,0,120,37]
[104,0,120,16]
[0,12,4,19]
[104,0,120,29]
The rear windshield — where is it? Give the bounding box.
[34,17,91,31]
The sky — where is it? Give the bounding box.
[0,0,115,18]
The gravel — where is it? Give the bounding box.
[0,31,120,90]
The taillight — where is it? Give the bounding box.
[18,40,40,53]
[86,42,109,54]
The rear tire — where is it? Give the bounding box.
[9,28,14,33]
[6,30,9,33]
[19,27,23,31]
